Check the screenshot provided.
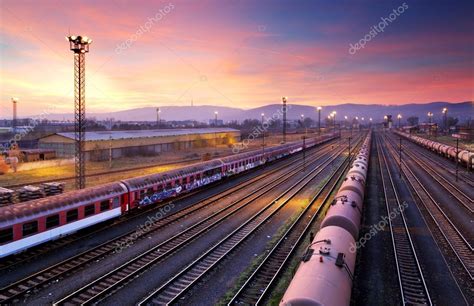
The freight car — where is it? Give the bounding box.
[394,130,473,169]
[281,132,372,306]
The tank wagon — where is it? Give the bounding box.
[280,132,372,306]
[394,130,473,169]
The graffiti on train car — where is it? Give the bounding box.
[139,186,183,206]
[186,173,222,190]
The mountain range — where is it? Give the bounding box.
[17,101,474,123]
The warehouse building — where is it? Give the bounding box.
[39,128,241,161]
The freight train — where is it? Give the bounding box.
[394,130,473,169]
[281,132,372,306]
[0,134,337,258]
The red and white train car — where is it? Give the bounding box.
[0,183,127,258]
[0,134,338,258]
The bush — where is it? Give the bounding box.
[0,158,9,175]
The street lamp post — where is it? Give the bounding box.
[156,108,161,127]
[427,112,433,123]
[282,97,288,143]
[301,114,307,135]
[317,106,322,136]
[11,97,18,133]
[427,112,433,138]
[442,107,448,133]
[397,114,402,129]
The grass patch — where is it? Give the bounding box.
[217,211,302,306]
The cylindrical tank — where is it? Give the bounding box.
[280,226,356,306]
[320,177,364,239]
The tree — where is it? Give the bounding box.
[303,117,314,127]
[446,116,458,128]
[407,116,418,126]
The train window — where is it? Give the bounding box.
[0,228,13,244]
[112,197,120,208]
[66,209,79,223]
[22,221,38,236]
[46,215,60,229]
[84,204,95,217]
[100,200,110,212]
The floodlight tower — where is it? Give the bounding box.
[67,35,92,190]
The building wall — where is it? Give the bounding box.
[39,131,240,161]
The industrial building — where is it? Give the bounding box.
[38,128,241,161]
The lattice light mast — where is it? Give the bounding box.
[67,35,92,189]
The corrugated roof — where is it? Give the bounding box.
[44,128,240,142]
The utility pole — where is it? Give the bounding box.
[282,97,287,143]
[261,113,265,159]
[302,135,306,172]
[68,35,92,190]
[317,106,322,136]
[348,136,352,158]
[455,137,459,182]
[109,135,112,169]
[399,137,402,179]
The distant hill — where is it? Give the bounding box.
[28,101,474,123]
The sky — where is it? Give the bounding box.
[0,0,473,116]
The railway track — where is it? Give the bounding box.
[397,134,474,186]
[0,137,339,273]
[388,133,473,213]
[136,140,354,306]
[52,139,351,305]
[377,135,432,305]
[0,141,341,304]
[226,140,356,305]
[382,134,474,281]
[406,143,474,187]
[3,158,203,189]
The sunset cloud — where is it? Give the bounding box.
[0,0,472,117]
